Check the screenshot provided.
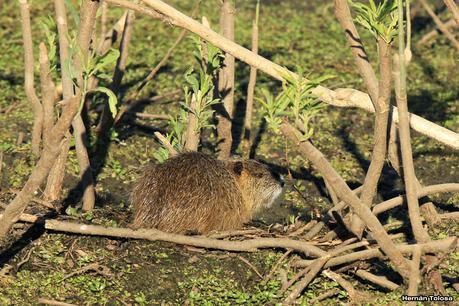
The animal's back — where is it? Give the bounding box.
[131,152,248,233]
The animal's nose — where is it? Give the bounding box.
[279,175,285,187]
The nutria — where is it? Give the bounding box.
[130,152,284,234]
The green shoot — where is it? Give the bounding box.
[350,0,399,43]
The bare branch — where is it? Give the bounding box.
[280,122,411,279]
[154,132,178,156]
[394,22,430,246]
[44,220,327,257]
[283,256,330,304]
[19,0,43,156]
[355,269,400,291]
[334,0,379,103]
[243,0,259,157]
[38,43,56,145]
[420,0,459,52]
[372,183,459,215]
[407,246,422,297]
[216,0,236,159]
[444,0,459,26]
[416,19,458,47]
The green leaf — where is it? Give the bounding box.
[94,87,118,118]
[64,0,80,28]
[94,48,120,74]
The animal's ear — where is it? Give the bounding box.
[233,161,244,176]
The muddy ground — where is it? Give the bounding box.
[0,0,458,305]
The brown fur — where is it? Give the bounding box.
[131,152,284,234]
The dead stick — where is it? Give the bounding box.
[132,113,169,120]
[420,0,459,51]
[237,255,263,279]
[443,0,459,26]
[372,183,459,215]
[280,122,411,279]
[439,212,459,220]
[407,245,422,298]
[44,219,327,257]
[292,237,457,268]
[309,288,341,304]
[323,269,361,300]
[283,255,331,304]
[19,0,43,156]
[355,269,400,291]
[416,19,458,47]
[154,132,178,156]
[37,298,76,306]
[264,249,292,281]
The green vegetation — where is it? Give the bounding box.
[0,0,457,305]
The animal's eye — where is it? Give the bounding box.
[255,173,264,178]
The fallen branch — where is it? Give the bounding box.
[444,0,459,26]
[372,183,459,215]
[323,269,369,302]
[132,113,169,120]
[283,256,330,304]
[44,219,327,257]
[354,269,400,291]
[280,122,411,279]
[330,183,459,216]
[309,288,341,304]
[292,237,457,268]
[37,298,76,306]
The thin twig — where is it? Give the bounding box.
[37,298,77,306]
[444,0,459,25]
[242,0,260,157]
[264,249,292,280]
[19,0,43,156]
[420,0,459,51]
[407,245,422,298]
[323,269,369,302]
[354,269,400,291]
[283,256,330,304]
[154,132,178,156]
[309,288,341,304]
[416,19,458,47]
[237,255,263,279]
[394,2,430,243]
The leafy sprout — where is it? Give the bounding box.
[153,36,224,162]
[40,16,58,73]
[258,69,332,141]
[350,0,399,43]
